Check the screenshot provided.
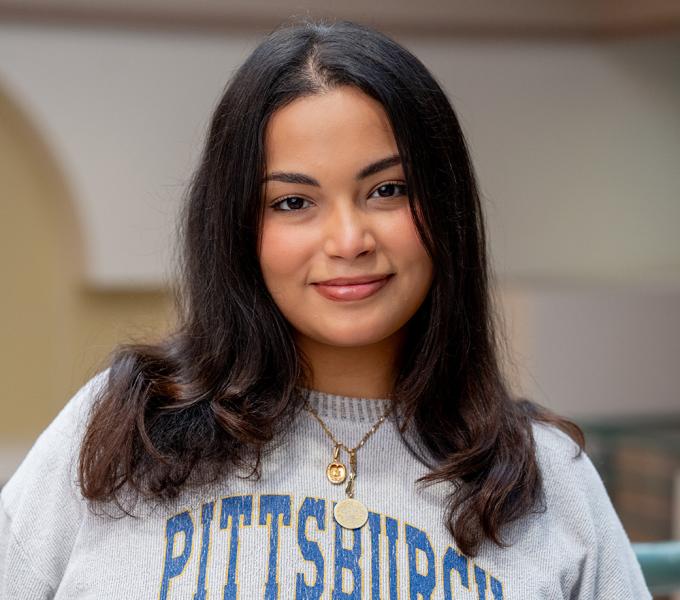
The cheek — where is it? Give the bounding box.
[259,222,311,288]
[386,209,432,271]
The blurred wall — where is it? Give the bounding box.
[0,86,174,477]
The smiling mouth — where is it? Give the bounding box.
[312,274,394,301]
[313,273,394,286]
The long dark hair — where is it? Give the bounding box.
[79,17,584,557]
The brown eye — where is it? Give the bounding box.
[271,196,312,211]
[371,182,408,199]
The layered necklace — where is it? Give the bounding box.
[302,392,394,530]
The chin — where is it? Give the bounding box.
[311,326,400,348]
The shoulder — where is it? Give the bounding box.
[530,419,594,479]
[1,368,110,516]
[527,420,651,597]
[526,419,619,553]
[0,369,112,593]
[529,420,603,510]
[531,419,586,473]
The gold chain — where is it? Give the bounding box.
[302,396,394,498]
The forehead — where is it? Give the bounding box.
[263,87,399,170]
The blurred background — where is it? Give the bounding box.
[1,1,679,594]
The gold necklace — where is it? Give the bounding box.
[303,394,394,530]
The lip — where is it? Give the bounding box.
[314,273,393,286]
[312,274,394,302]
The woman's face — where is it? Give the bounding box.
[258,86,434,350]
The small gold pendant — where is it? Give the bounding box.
[327,461,347,484]
[326,444,347,484]
[333,497,368,529]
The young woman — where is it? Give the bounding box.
[0,18,650,599]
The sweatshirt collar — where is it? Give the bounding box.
[298,387,393,422]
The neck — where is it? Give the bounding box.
[295,329,405,399]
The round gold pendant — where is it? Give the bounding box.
[333,498,368,529]
[326,460,347,484]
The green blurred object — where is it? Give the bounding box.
[633,541,680,594]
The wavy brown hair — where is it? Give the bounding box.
[79,17,584,557]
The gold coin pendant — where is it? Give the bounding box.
[326,461,347,484]
[333,498,368,529]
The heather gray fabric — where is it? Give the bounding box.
[0,371,651,599]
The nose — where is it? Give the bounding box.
[322,199,376,260]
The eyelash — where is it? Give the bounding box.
[269,181,408,212]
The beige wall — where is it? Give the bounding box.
[0,86,174,449]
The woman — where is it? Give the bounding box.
[0,18,650,599]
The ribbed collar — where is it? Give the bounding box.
[298,387,393,423]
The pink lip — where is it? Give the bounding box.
[312,274,393,301]
[315,273,392,285]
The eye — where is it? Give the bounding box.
[370,182,408,199]
[270,196,313,212]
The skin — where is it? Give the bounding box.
[258,86,434,399]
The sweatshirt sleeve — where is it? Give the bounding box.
[572,448,652,599]
[0,370,109,600]
[532,422,652,599]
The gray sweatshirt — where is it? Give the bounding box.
[0,371,651,599]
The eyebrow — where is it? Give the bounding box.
[262,154,402,186]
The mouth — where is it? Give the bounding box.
[311,273,394,302]
[313,273,393,286]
